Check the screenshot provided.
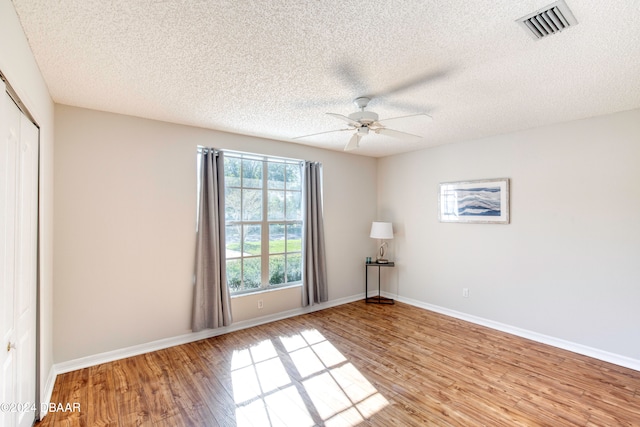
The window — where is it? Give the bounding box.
[223,153,303,295]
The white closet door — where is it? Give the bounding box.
[0,82,38,427]
[15,98,38,427]
[1,80,20,427]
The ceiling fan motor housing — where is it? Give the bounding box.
[349,110,379,124]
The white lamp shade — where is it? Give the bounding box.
[370,222,394,239]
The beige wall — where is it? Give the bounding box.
[378,108,640,360]
[54,105,377,363]
[1,0,56,407]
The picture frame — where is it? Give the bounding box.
[438,178,510,224]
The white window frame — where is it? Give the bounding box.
[222,151,304,295]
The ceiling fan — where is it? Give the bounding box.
[294,96,432,151]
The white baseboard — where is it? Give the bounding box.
[53,293,364,376]
[389,292,640,372]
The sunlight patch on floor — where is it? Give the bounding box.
[231,329,389,426]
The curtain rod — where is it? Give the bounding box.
[197,146,307,165]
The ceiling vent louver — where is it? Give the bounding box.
[516,0,578,40]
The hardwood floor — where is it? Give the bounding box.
[37,301,640,426]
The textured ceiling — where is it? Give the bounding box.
[11,0,640,157]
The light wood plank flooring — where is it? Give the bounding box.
[37,301,640,426]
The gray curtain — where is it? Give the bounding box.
[302,161,328,306]
[192,149,232,331]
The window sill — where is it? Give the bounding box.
[230,283,302,299]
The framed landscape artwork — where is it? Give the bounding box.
[438,178,510,224]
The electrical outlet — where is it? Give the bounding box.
[462,288,469,298]
[257,300,264,309]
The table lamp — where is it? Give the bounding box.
[370,222,393,263]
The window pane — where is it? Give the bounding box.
[286,191,302,220]
[269,224,285,254]
[269,255,285,285]
[286,164,301,190]
[286,223,302,252]
[287,253,302,282]
[226,225,241,258]
[242,189,262,221]
[242,159,263,188]
[225,187,241,221]
[225,157,241,187]
[243,225,261,255]
[220,152,311,295]
[268,163,285,189]
[268,190,284,220]
[243,257,261,289]
[226,259,242,292]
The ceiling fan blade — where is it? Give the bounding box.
[293,128,351,139]
[375,128,423,139]
[382,99,433,112]
[327,112,361,127]
[334,62,369,94]
[377,113,432,123]
[344,133,361,151]
[371,68,449,98]
[293,98,344,109]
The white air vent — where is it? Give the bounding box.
[516,0,578,40]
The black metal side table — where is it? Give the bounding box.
[365,261,395,304]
